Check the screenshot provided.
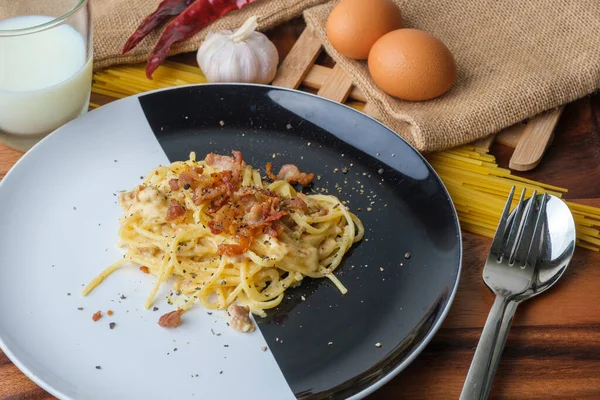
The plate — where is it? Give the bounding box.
[0,84,461,399]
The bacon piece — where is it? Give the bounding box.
[190,166,204,178]
[244,203,264,225]
[217,243,245,256]
[158,309,183,328]
[227,304,256,333]
[166,199,186,221]
[317,208,329,216]
[193,187,223,205]
[177,167,207,191]
[205,152,237,170]
[169,179,180,191]
[277,164,314,186]
[282,197,308,212]
[265,221,285,238]
[185,166,206,184]
[264,210,287,223]
[208,205,235,234]
[205,151,244,185]
[218,232,255,256]
[178,172,194,188]
[92,311,102,322]
[265,162,277,181]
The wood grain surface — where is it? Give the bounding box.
[1,19,600,400]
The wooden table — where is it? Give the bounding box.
[1,19,600,400]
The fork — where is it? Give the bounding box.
[460,187,548,400]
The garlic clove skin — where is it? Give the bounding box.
[197,17,279,85]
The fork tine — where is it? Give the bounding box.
[490,186,516,255]
[509,190,538,265]
[524,193,548,269]
[500,188,527,261]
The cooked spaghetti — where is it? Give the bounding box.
[83,151,364,319]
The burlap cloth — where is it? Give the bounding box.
[305,0,600,151]
[92,0,328,70]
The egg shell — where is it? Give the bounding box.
[326,0,403,60]
[368,29,457,101]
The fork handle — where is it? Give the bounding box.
[483,300,519,395]
[460,295,515,400]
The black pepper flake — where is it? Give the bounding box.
[207,312,212,315]
[77,307,84,310]
[183,184,191,190]
[120,295,126,299]
[223,345,229,348]
[95,366,102,370]
[109,322,116,329]
[219,371,223,374]
[174,348,178,351]
[67,293,71,296]
[153,307,159,311]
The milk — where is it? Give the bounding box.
[0,15,92,137]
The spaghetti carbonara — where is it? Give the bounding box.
[83,151,364,326]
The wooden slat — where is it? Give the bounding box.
[271,29,322,89]
[471,134,497,153]
[316,64,353,103]
[496,122,526,148]
[303,64,367,102]
[509,106,565,171]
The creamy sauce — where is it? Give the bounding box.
[120,186,169,222]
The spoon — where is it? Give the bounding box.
[461,194,576,399]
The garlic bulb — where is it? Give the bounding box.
[197,16,279,84]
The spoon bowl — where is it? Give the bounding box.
[514,194,576,301]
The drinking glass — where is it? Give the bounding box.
[0,0,92,151]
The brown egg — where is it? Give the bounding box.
[326,0,403,60]
[368,29,457,101]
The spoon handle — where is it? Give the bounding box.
[460,295,512,400]
[482,300,519,395]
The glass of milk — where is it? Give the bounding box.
[0,0,92,151]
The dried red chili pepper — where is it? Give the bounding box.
[145,0,258,79]
[122,0,195,55]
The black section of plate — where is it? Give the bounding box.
[138,85,461,399]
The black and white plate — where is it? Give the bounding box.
[0,85,461,399]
